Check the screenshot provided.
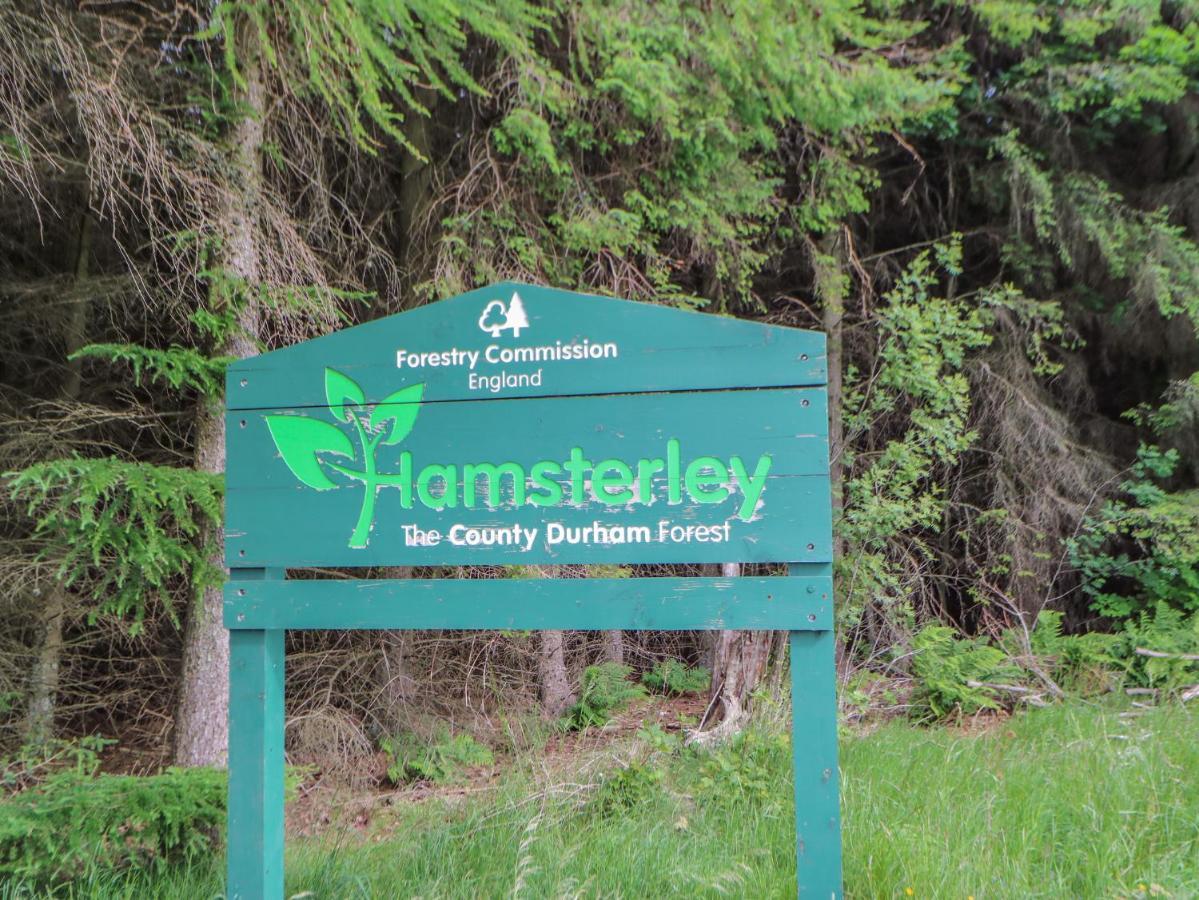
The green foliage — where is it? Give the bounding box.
[433,0,960,306]
[4,459,223,632]
[1000,610,1118,692]
[204,1,550,156]
[70,344,231,399]
[0,767,225,884]
[381,730,494,785]
[640,660,710,696]
[560,663,646,731]
[1070,445,1199,621]
[0,735,113,792]
[838,245,993,629]
[970,1,1199,132]
[36,703,1199,899]
[587,761,662,817]
[910,625,1019,721]
[695,729,790,808]
[1117,603,1199,692]
[997,134,1199,331]
[187,233,361,349]
[635,722,686,755]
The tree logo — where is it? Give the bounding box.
[264,368,424,549]
[478,291,529,337]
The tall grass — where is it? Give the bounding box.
[3,700,1195,898]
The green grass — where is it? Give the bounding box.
[3,700,1196,899]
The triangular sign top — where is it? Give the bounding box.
[229,282,825,409]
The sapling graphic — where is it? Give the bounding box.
[265,367,424,549]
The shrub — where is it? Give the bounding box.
[910,625,1020,720]
[561,663,646,731]
[1118,602,1199,692]
[587,762,663,817]
[381,730,494,785]
[1000,610,1120,693]
[636,722,686,755]
[0,767,225,884]
[695,730,789,808]
[0,734,113,792]
[1069,445,1199,621]
[641,660,711,696]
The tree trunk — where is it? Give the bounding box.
[533,566,574,718]
[538,628,573,718]
[813,230,849,672]
[602,630,624,665]
[23,586,65,747]
[23,210,93,747]
[377,567,416,730]
[397,88,434,294]
[812,231,846,552]
[174,21,265,767]
[696,563,773,744]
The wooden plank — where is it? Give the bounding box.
[789,568,843,898]
[226,572,285,900]
[228,282,827,409]
[225,388,830,568]
[223,575,832,631]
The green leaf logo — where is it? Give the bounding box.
[264,369,425,548]
[264,416,353,490]
[324,367,365,422]
[370,383,425,445]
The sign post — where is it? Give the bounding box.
[223,282,842,898]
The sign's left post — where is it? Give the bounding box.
[226,568,286,900]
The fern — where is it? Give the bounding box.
[561,663,646,731]
[381,730,493,784]
[910,625,1020,721]
[71,343,232,397]
[642,660,711,696]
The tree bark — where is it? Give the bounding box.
[813,231,846,553]
[538,628,573,718]
[602,630,624,665]
[533,566,574,718]
[23,586,65,747]
[696,563,773,744]
[813,230,849,672]
[397,88,434,294]
[377,567,416,730]
[23,210,93,747]
[174,21,265,767]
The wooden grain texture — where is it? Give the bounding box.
[227,282,827,409]
[790,562,843,898]
[226,567,285,900]
[225,388,831,568]
[223,575,832,631]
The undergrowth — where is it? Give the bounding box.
[381,730,494,785]
[0,766,225,885]
[560,663,646,730]
[16,699,1194,899]
[641,660,710,696]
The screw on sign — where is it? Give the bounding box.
[224,283,841,898]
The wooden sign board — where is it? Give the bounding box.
[223,283,843,898]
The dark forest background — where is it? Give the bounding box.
[1,0,1196,774]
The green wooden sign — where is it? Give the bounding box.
[223,283,843,898]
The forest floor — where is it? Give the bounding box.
[25,695,1199,899]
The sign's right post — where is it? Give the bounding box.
[790,564,843,898]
